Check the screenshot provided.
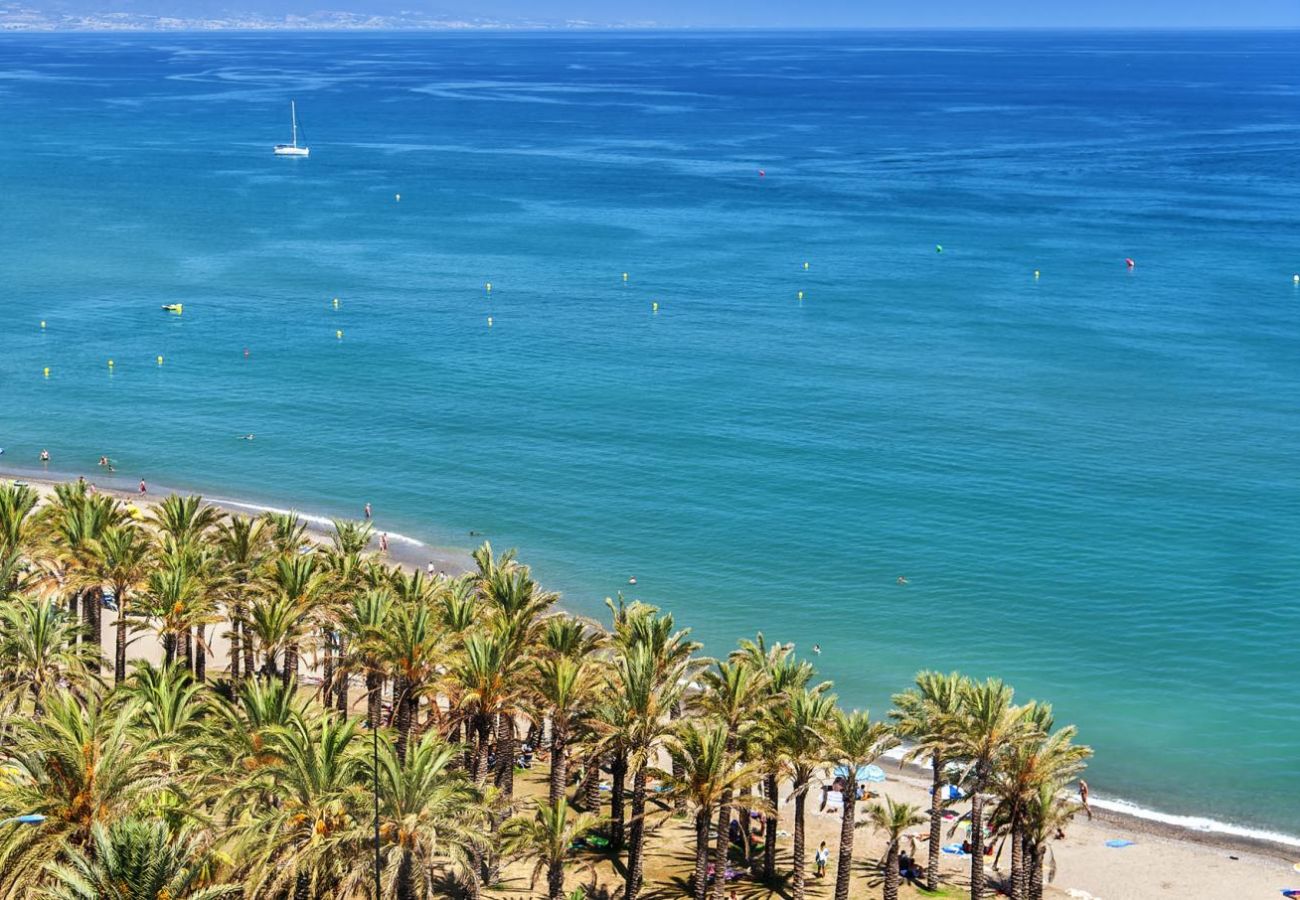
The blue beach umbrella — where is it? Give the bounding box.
[833,764,886,783]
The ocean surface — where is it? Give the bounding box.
[1,29,1298,840]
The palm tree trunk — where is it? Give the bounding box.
[335,636,349,714]
[711,785,732,900]
[182,627,193,673]
[473,713,492,786]
[970,791,987,900]
[396,847,416,900]
[792,783,808,900]
[1010,824,1024,900]
[282,641,297,688]
[242,615,256,678]
[495,709,516,800]
[671,700,687,814]
[367,672,383,728]
[736,784,752,864]
[322,632,335,708]
[163,632,175,666]
[693,809,711,900]
[85,588,102,667]
[926,756,943,892]
[67,591,79,638]
[763,771,779,880]
[610,750,628,850]
[883,843,900,900]
[548,719,568,807]
[575,755,601,812]
[1028,842,1045,900]
[395,676,412,764]
[194,625,206,682]
[625,765,648,900]
[114,593,128,685]
[229,602,243,680]
[547,854,566,900]
[832,775,857,900]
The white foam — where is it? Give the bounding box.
[1089,797,1300,849]
[209,496,426,549]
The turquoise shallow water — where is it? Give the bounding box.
[1,30,1298,837]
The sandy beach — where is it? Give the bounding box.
[5,468,1297,900]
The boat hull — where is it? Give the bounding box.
[274,145,310,157]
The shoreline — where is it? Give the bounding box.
[4,464,1298,873]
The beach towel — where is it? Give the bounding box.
[1280,891,1300,899]
[824,790,844,809]
[941,843,968,856]
[1103,839,1135,848]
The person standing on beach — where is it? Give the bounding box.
[814,841,829,877]
[379,532,388,553]
[1078,780,1091,819]
[364,502,372,520]
[139,479,147,495]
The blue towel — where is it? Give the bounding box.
[941,843,968,855]
[1104,839,1135,848]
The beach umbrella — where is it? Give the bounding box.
[833,764,887,783]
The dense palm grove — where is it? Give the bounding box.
[0,480,1091,900]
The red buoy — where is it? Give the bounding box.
[758,169,766,177]
[1125,258,1135,269]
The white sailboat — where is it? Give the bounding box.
[274,100,310,157]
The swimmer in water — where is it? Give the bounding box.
[812,644,821,655]
[628,576,637,585]
[39,449,50,463]
[239,434,254,441]
[897,576,909,585]
[98,456,108,467]
[364,503,372,520]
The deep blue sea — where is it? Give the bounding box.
[1,29,1298,839]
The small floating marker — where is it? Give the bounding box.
[335,330,343,340]
[758,169,765,177]
[42,367,49,378]
[622,272,629,282]
[487,316,493,327]
[395,193,401,202]
[485,282,492,293]
[797,290,804,301]
[1034,269,1041,279]
[243,347,250,358]
[936,244,944,254]
[651,302,659,313]
[803,261,809,270]
[1126,257,1135,269]
[156,355,164,366]
[333,297,340,309]
[107,359,114,369]
[40,320,46,330]
[1293,274,1299,285]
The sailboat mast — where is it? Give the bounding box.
[291,101,298,148]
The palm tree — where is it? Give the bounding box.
[43,819,238,900]
[891,670,967,891]
[0,482,41,597]
[501,799,602,900]
[602,642,685,900]
[340,730,490,900]
[986,707,1091,900]
[663,721,760,900]
[381,601,448,764]
[0,691,161,896]
[135,552,209,668]
[216,514,270,680]
[236,713,366,899]
[0,597,100,716]
[768,687,836,900]
[1020,780,1083,900]
[950,679,1037,900]
[698,658,767,900]
[824,708,898,900]
[89,523,154,685]
[534,655,595,807]
[261,553,327,687]
[865,797,926,900]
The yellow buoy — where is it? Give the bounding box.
[156,355,164,366]
[622,272,629,282]
[1034,269,1041,279]
[333,297,340,309]
[1294,274,1299,285]
[107,359,114,369]
[42,367,49,378]
[336,330,343,340]
[803,261,809,270]
[40,320,46,329]
[395,193,401,202]
[487,316,493,327]
[652,302,659,313]
[797,290,804,301]
[486,282,492,293]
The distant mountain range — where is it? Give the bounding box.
[0,0,628,29]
